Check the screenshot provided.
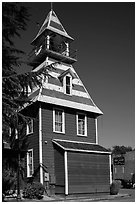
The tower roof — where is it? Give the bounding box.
[31,9,74,45]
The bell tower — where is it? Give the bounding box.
[28,8,77,68]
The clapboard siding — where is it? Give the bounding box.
[25,113,40,181]
[67,152,110,194]
[41,103,97,185]
[54,145,65,194]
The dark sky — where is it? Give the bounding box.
[15,2,135,149]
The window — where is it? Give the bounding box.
[64,75,72,95]
[27,149,34,177]
[26,118,33,135]
[77,113,87,136]
[53,109,65,133]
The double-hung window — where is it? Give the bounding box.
[26,118,33,135]
[53,109,65,133]
[77,113,87,136]
[27,149,34,177]
[64,75,72,95]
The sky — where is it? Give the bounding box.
[14,2,135,149]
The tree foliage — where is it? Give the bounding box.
[2,2,56,138]
[111,145,133,155]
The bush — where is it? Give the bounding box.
[110,180,121,195]
[23,182,45,200]
[2,169,17,196]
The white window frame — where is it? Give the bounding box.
[76,113,87,136]
[53,109,65,134]
[26,118,34,135]
[27,149,34,177]
[63,74,72,95]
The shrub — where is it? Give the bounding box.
[23,182,45,200]
[110,180,121,195]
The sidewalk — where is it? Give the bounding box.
[4,192,130,202]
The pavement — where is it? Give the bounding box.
[4,191,130,202]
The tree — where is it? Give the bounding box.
[2,3,57,199]
[111,145,133,155]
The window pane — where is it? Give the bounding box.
[66,76,71,94]
[78,114,85,135]
[55,110,63,132]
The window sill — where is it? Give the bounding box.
[26,132,34,136]
[77,134,87,137]
[53,131,65,135]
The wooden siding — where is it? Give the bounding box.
[54,145,65,194]
[41,103,97,186]
[67,152,110,194]
[25,112,40,182]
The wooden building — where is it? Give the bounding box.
[23,8,112,195]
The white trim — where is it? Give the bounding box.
[53,139,97,145]
[39,105,43,184]
[64,151,68,195]
[109,154,112,184]
[38,95,103,115]
[76,113,87,136]
[53,108,65,134]
[95,118,98,144]
[27,149,34,177]
[64,148,110,154]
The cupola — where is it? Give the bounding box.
[28,9,77,67]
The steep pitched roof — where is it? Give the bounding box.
[31,10,73,45]
[26,59,103,115]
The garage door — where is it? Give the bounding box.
[68,151,110,194]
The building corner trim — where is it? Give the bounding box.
[39,104,43,184]
[64,151,68,195]
[109,154,112,184]
[95,118,98,144]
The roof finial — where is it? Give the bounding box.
[51,2,53,11]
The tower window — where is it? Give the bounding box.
[64,75,72,95]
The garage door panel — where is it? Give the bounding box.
[68,152,110,194]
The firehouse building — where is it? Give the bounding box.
[23,8,112,195]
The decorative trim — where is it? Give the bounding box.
[39,104,43,184]
[64,151,68,195]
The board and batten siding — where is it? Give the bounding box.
[41,103,97,185]
[67,151,110,194]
